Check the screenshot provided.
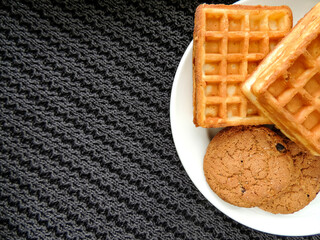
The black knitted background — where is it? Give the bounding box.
[0,0,319,239]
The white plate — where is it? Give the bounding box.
[170,0,320,236]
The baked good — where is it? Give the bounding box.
[193,4,293,128]
[260,139,320,214]
[204,125,320,213]
[242,2,320,155]
[203,126,295,208]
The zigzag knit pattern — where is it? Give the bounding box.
[1,0,319,239]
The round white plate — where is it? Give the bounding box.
[170,0,320,236]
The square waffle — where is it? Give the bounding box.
[193,4,292,128]
[242,2,320,155]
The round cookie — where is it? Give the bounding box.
[260,139,320,214]
[203,126,295,208]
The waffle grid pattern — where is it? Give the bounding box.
[0,0,319,239]
[202,7,290,123]
[267,35,320,143]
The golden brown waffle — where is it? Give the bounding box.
[242,2,320,155]
[193,4,292,128]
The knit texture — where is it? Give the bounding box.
[0,0,319,239]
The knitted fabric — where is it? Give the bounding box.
[0,0,319,239]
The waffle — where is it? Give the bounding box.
[193,4,292,128]
[242,2,320,155]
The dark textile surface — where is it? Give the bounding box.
[0,0,319,239]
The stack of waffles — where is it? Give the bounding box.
[193,2,320,155]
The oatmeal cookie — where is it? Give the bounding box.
[203,126,295,208]
[260,140,320,214]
